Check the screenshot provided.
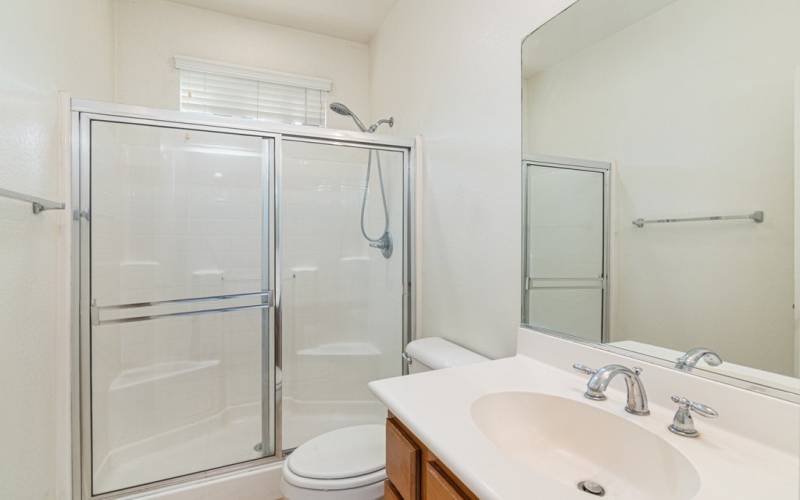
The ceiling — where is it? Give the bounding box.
[169,0,397,43]
[523,0,677,78]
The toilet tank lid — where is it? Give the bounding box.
[405,337,488,370]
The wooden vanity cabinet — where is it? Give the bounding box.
[385,415,478,500]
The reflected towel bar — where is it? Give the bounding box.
[632,210,764,228]
[0,187,65,214]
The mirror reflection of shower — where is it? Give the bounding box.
[329,102,395,258]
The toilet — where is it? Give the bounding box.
[280,337,488,499]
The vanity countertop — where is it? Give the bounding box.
[369,351,799,500]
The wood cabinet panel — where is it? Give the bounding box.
[385,415,478,500]
[386,417,420,500]
[424,462,468,500]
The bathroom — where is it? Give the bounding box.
[1,0,798,499]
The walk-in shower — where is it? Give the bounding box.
[329,102,395,258]
[71,100,414,499]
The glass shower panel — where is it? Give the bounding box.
[280,140,405,450]
[526,163,605,341]
[89,122,271,494]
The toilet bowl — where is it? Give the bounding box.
[280,337,487,499]
[281,424,385,500]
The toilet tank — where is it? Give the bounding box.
[405,337,488,374]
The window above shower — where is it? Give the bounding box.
[176,56,330,126]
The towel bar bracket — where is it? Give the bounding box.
[0,187,65,215]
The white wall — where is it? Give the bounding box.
[369,0,575,359]
[0,1,115,499]
[113,0,372,130]
[524,0,800,375]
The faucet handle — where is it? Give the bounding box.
[670,395,718,418]
[669,395,718,438]
[572,363,597,375]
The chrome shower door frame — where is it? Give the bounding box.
[521,153,611,343]
[70,100,416,500]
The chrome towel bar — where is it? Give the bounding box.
[632,210,764,228]
[92,291,273,326]
[93,303,271,326]
[0,187,65,214]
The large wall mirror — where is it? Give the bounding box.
[521,0,800,400]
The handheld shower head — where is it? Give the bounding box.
[330,102,394,133]
[329,102,352,116]
[329,102,368,132]
[329,101,395,258]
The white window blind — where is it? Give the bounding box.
[175,56,331,127]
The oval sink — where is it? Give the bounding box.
[471,392,700,499]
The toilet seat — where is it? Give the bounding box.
[282,424,386,494]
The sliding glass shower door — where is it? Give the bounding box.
[87,121,274,494]
[279,140,406,451]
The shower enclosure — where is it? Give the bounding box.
[71,101,414,499]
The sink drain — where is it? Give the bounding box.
[577,480,606,497]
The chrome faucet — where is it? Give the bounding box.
[675,348,722,371]
[573,363,650,416]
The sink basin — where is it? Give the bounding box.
[471,392,700,499]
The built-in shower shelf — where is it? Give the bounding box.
[110,360,220,390]
[297,342,381,357]
[340,256,369,262]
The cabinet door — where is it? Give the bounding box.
[385,480,403,500]
[424,462,468,500]
[386,418,420,500]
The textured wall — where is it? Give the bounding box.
[0,1,115,498]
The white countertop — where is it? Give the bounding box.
[369,354,799,500]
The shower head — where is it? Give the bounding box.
[329,102,369,132]
[329,102,394,133]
